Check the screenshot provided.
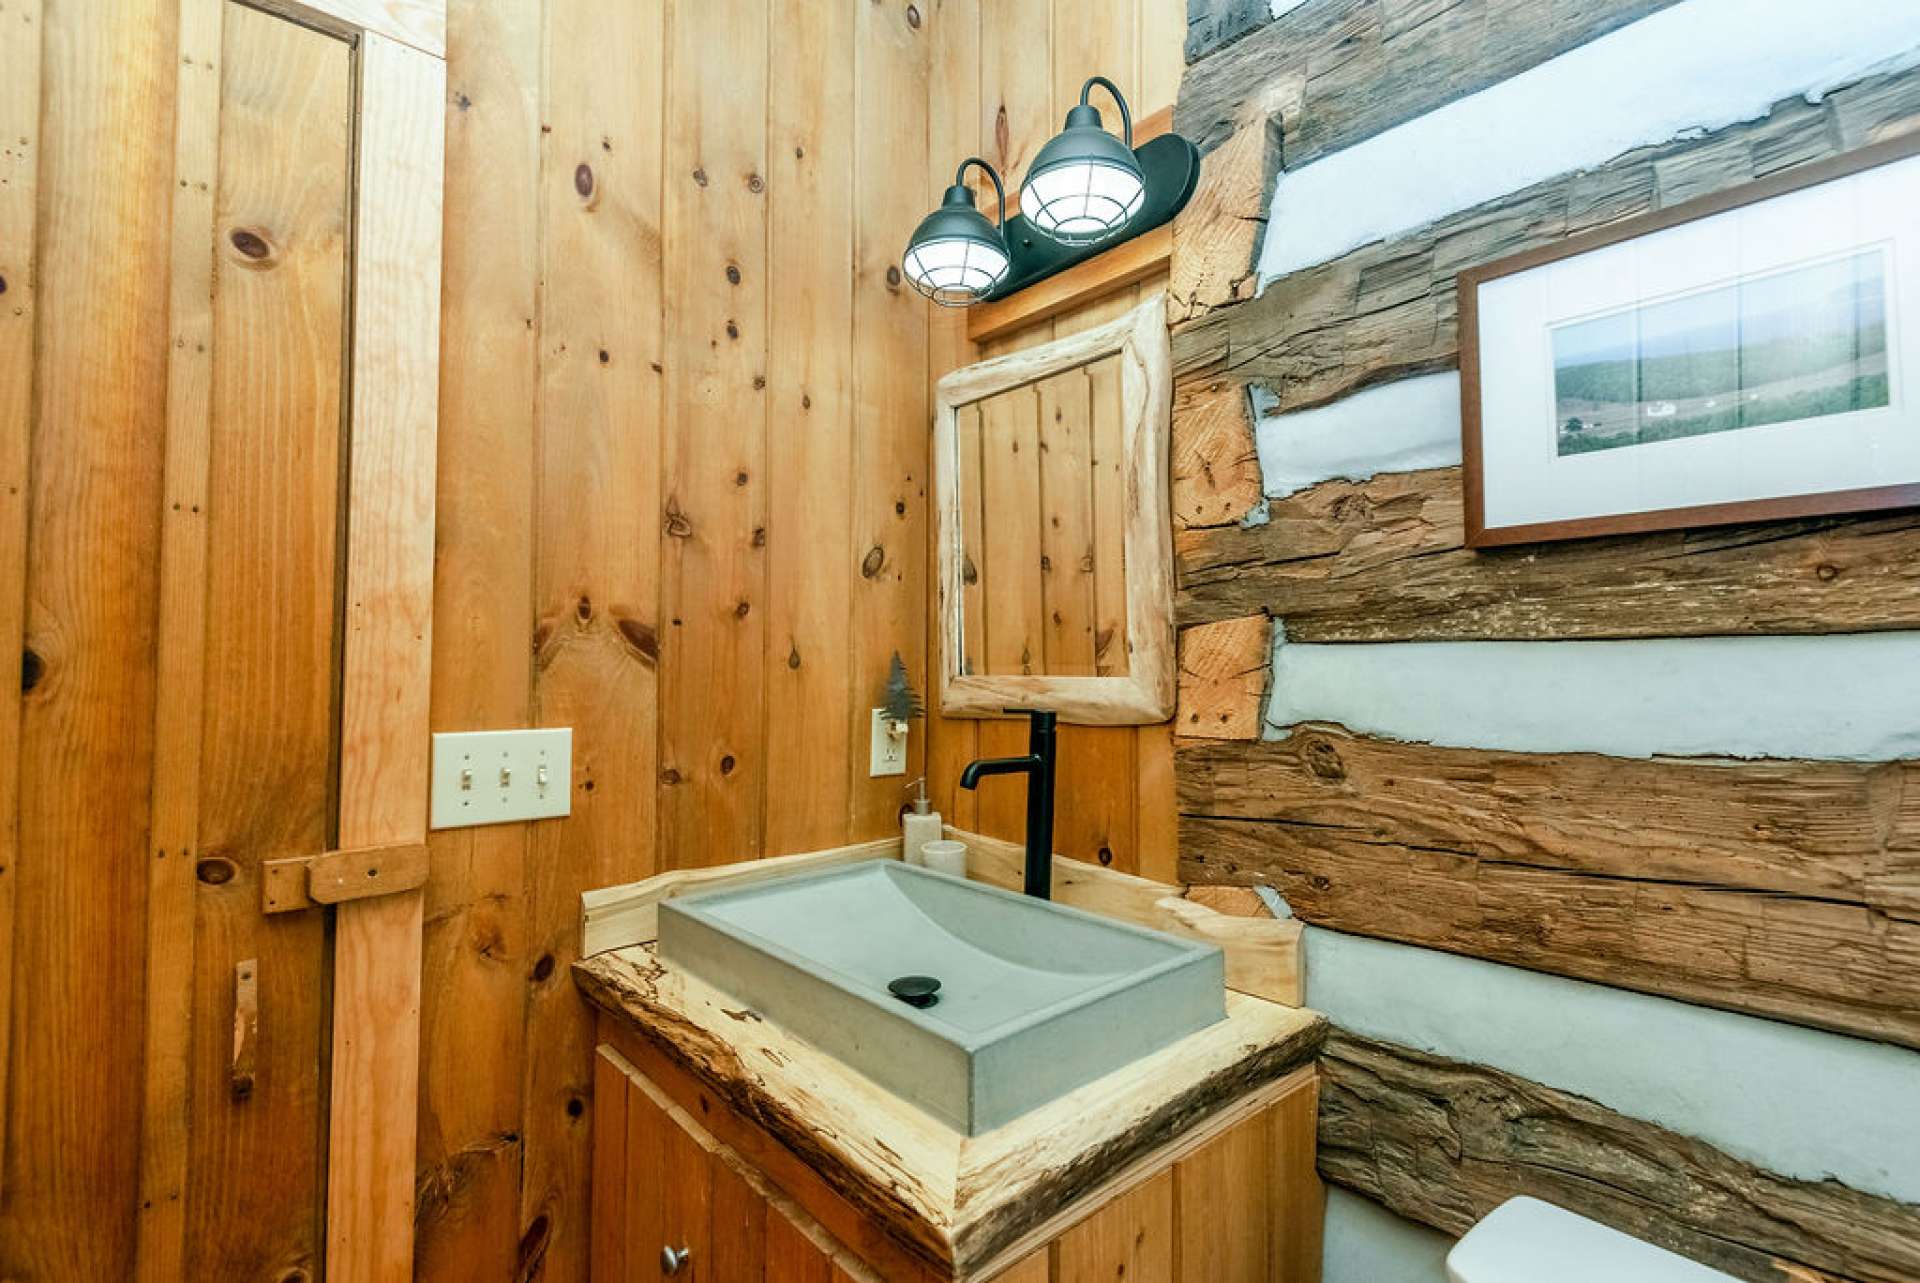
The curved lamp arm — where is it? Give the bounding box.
[953,157,1007,230]
[1079,75,1133,147]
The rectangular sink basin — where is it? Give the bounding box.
[657,859,1225,1134]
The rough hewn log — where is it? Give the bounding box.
[1178,730,1920,1047]
[1173,69,1920,410]
[1169,377,1263,529]
[1174,615,1270,739]
[1170,0,1681,315]
[1319,1031,1920,1283]
[1174,466,1920,636]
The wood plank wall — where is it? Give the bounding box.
[422,1,937,1279]
[922,0,1185,884]
[1164,0,1920,1272]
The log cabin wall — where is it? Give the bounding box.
[921,0,1187,885]
[1168,0,1920,1279]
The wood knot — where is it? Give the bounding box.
[21,646,42,692]
[566,1096,585,1119]
[692,167,708,187]
[531,953,555,983]
[735,469,749,486]
[725,320,740,340]
[719,754,736,775]
[227,227,275,265]
[725,264,741,285]
[517,1216,552,1283]
[660,767,682,785]
[734,599,750,618]
[906,2,921,27]
[664,501,692,539]
[751,526,766,547]
[861,545,886,579]
[746,172,764,194]
[195,856,237,885]
[801,393,812,410]
[787,644,801,670]
[1816,563,1840,582]
[962,555,978,585]
[573,163,594,198]
[616,615,658,663]
[1097,846,1113,866]
[1302,736,1347,781]
[0,273,8,294]
[885,265,903,289]
[575,595,592,622]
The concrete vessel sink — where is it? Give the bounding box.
[656,859,1225,1134]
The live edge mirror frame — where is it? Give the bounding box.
[932,294,1175,725]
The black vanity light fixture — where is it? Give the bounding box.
[903,157,1012,306]
[902,75,1200,308]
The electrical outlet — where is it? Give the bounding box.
[430,728,572,829]
[869,708,908,777]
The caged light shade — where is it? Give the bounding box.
[902,158,1011,307]
[1019,76,1145,246]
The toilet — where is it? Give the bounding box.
[1447,1197,1739,1282]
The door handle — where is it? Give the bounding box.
[660,1244,692,1275]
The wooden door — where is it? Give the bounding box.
[135,3,444,1281]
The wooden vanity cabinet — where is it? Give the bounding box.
[591,1037,1324,1283]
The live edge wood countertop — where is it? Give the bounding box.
[574,944,1326,1279]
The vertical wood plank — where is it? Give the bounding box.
[1136,0,1185,115]
[136,1,220,1267]
[766,1210,836,1283]
[590,1048,632,1283]
[526,2,665,1275]
[415,0,540,1274]
[659,0,771,868]
[192,9,352,1278]
[1051,291,1145,872]
[979,381,1045,680]
[1037,365,1098,675]
[327,31,445,1283]
[0,0,38,1209]
[0,0,174,1273]
[709,1158,769,1283]
[1054,1167,1175,1283]
[765,0,855,855]
[1270,1074,1325,1283]
[849,0,930,839]
[995,1251,1053,1283]
[1174,1102,1273,1282]
[1051,0,1135,128]
[923,0,982,828]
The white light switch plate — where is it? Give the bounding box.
[430,728,572,830]
[870,708,908,777]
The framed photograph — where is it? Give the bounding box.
[1460,131,1920,548]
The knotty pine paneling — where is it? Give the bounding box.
[1,1,174,1277]
[922,0,1185,883]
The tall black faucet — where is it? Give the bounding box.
[958,709,1057,899]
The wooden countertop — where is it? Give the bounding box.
[574,943,1326,1279]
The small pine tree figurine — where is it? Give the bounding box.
[881,651,925,726]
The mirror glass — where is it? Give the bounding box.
[954,353,1130,678]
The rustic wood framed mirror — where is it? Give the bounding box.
[933,294,1174,724]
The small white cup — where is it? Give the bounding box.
[920,839,969,879]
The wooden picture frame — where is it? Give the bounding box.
[1461,130,1920,548]
[933,294,1175,725]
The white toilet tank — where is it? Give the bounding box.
[1446,1197,1739,1283]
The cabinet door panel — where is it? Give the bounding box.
[1054,1168,1174,1283]
[711,1159,769,1282]
[625,1072,713,1282]
[765,1210,835,1283]
[1175,1106,1272,1282]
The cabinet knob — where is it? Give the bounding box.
[660,1245,692,1275]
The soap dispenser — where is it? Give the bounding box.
[902,777,943,867]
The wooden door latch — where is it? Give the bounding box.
[261,840,429,914]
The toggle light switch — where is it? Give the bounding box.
[431,728,572,829]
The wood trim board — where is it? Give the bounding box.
[0,0,38,1202]
[934,295,1176,724]
[325,28,444,1283]
[244,0,446,57]
[1459,129,1920,548]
